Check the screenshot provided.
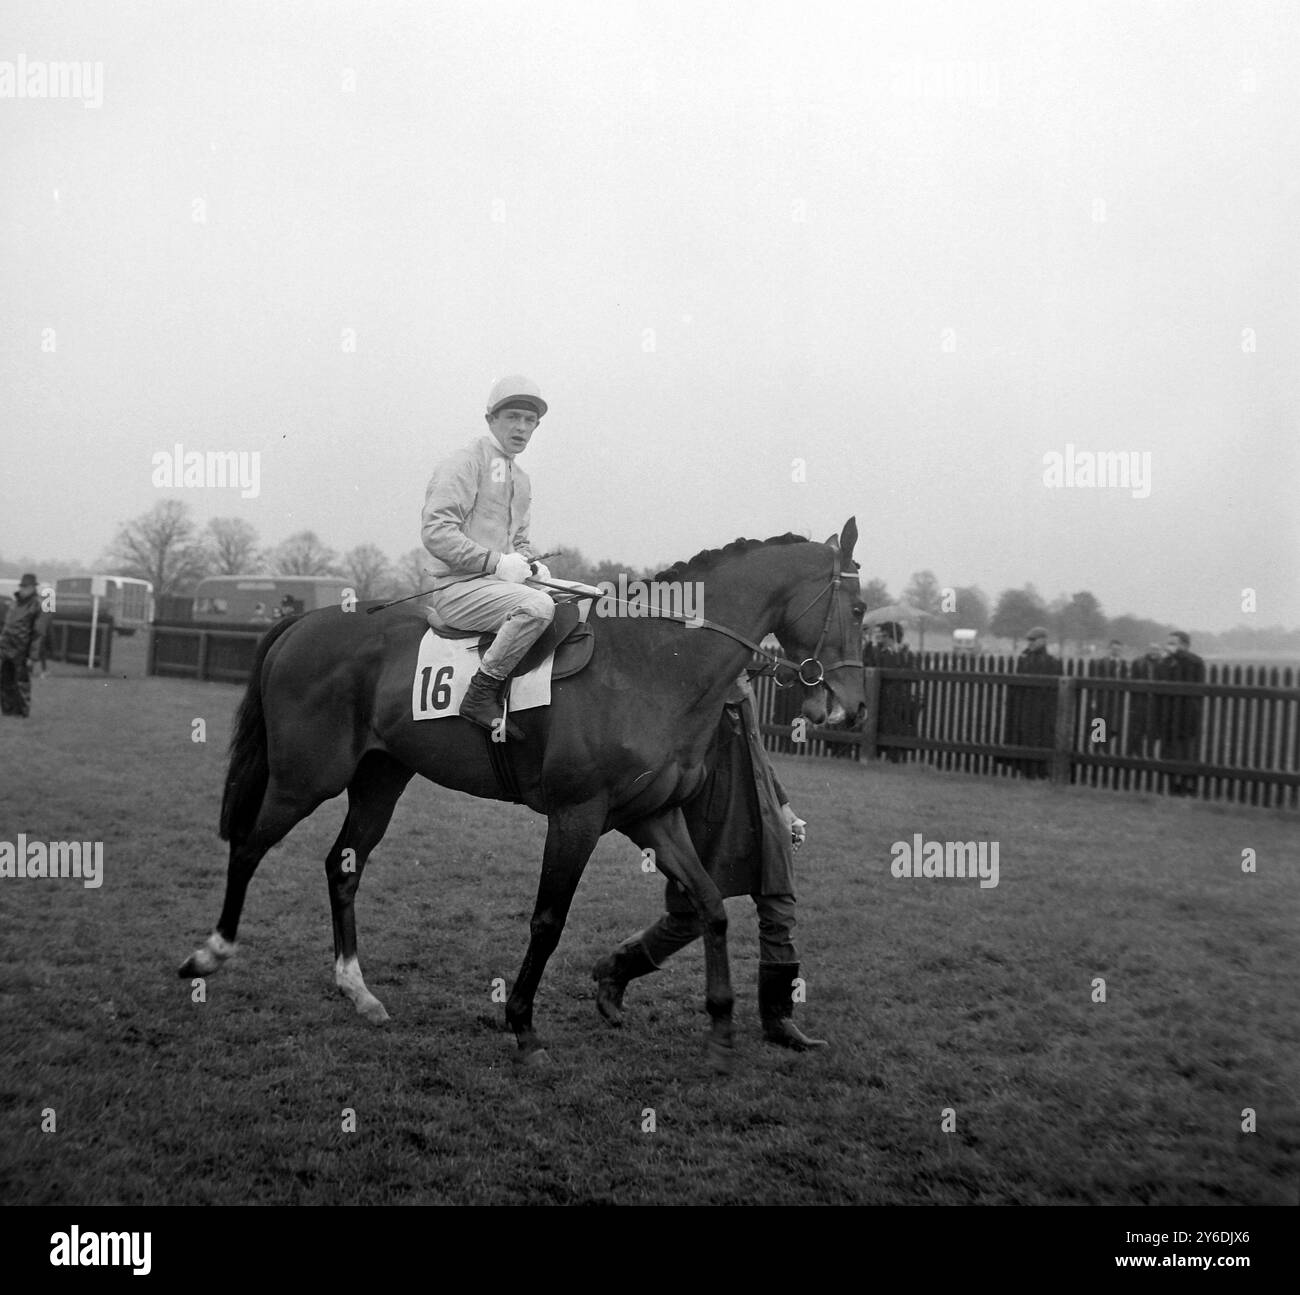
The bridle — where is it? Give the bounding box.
[561,551,861,691]
[764,559,863,689]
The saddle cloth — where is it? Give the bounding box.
[411,593,593,722]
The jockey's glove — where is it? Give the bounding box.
[529,562,551,582]
[495,553,531,584]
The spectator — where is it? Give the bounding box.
[1089,638,1125,750]
[873,621,921,763]
[1158,630,1205,797]
[1126,643,1165,759]
[1002,626,1061,779]
[0,574,50,719]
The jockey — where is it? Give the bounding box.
[421,375,555,740]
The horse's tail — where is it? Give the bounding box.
[219,615,302,844]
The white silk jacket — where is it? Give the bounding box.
[420,435,541,589]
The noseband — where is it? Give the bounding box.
[764,559,862,688]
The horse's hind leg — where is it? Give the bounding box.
[327,752,414,1025]
[179,780,323,978]
[623,809,734,1073]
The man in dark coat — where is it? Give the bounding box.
[592,673,826,1051]
[1088,639,1125,750]
[1157,630,1205,796]
[1126,644,1165,757]
[0,574,49,718]
[872,621,921,763]
[1003,626,1061,778]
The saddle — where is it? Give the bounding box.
[426,597,595,681]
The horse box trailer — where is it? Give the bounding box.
[54,575,154,634]
[192,575,352,624]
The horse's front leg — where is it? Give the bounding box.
[506,799,606,1066]
[626,809,734,1073]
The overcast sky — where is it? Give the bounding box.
[2,0,1296,632]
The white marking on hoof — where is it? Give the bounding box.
[521,1048,552,1068]
[335,955,389,1025]
[187,931,237,976]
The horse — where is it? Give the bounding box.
[179,519,866,1070]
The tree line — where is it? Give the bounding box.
[68,501,657,602]
[828,570,1297,657]
[5,500,1296,656]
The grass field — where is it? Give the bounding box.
[1,652,1297,1205]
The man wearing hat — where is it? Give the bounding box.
[1002,626,1062,778]
[873,621,922,764]
[421,376,554,739]
[0,574,49,718]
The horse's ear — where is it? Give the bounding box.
[823,533,838,548]
[839,517,858,563]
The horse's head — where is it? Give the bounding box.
[772,517,866,726]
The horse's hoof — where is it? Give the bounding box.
[357,998,390,1026]
[179,934,235,978]
[178,950,216,978]
[706,1038,735,1076]
[520,1048,552,1068]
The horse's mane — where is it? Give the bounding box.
[652,533,811,584]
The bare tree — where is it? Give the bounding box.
[270,531,340,576]
[395,547,431,594]
[547,544,593,583]
[990,585,1049,652]
[950,585,990,634]
[342,543,394,599]
[860,577,892,609]
[903,570,945,651]
[103,500,209,595]
[1060,590,1107,654]
[205,518,263,575]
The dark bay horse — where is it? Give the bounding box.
[179,520,866,1069]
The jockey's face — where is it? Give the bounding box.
[487,407,540,457]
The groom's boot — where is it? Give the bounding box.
[759,961,828,1051]
[591,937,660,1027]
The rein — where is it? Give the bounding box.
[530,554,860,689]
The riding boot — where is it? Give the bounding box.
[459,669,523,740]
[758,961,828,1051]
[591,937,660,1026]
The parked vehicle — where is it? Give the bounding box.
[54,575,154,634]
[191,575,352,624]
